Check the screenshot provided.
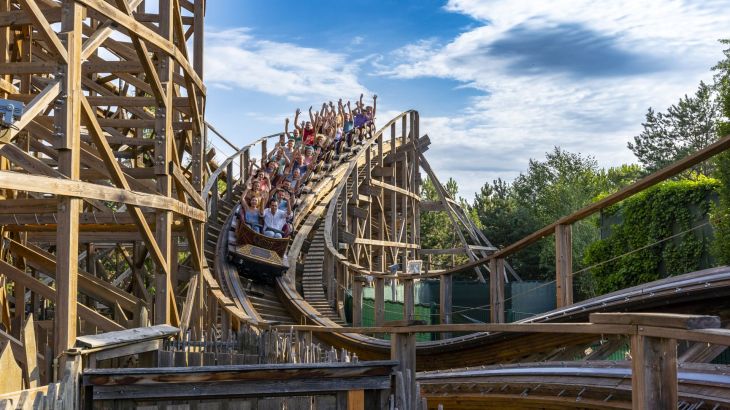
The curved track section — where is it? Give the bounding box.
[208,111,730,371]
[418,361,730,409]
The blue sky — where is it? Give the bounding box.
[202,0,730,199]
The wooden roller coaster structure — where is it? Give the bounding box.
[1,2,730,409]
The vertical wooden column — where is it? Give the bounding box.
[192,0,206,341]
[403,277,414,321]
[439,274,452,339]
[243,148,250,183]
[555,224,573,308]
[352,278,363,327]
[390,123,397,267]
[631,335,678,409]
[365,147,372,270]
[54,0,83,364]
[410,112,420,257]
[489,258,505,323]
[261,139,267,165]
[392,275,417,410]
[154,0,174,325]
[374,277,385,327]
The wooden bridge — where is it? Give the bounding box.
[0,1,730,409]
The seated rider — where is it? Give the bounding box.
[241,196,263,233]
[263,197,292,239]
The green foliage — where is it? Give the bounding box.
[472,148,620,284]
[628,81,721,175]
[584,177,718,295]
[711,39,730,264]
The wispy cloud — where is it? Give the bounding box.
[205,28,369,101]
[376,0,730,198]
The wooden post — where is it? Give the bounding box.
[261,139,267,166]
[154,0,174,326]
[440,274,452,339]
[631,335,678,409]
[489,258,505,323]
[352,279,363,327]
[225,161,233,201]
[403,277,414,322]
[54,0,83,364]
[391,331,416,410]
[374,277,385,327]
[555,224,573,308]
[347,389,365,410]
[243,148,250,183]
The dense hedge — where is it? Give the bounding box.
[583,177,718,295]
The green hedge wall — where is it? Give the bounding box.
[583,177,718,295]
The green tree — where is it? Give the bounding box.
[628,81,721,175]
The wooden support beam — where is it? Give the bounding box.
[489,258,505,323]
[374,277,384,328]
[631,335,678,409]
[0,171,206,221]
[352,280,362,327]
[440,274,452,339]
[54,1,83,364]
[555,224,573,308]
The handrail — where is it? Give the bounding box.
[436,132,730,277]
[201,129,283,203]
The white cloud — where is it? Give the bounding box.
[378,0,730,199]
[205,28,369,101]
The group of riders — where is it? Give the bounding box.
[230,94,377,245]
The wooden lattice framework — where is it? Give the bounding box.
[0,0,207,373]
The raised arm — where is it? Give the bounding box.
[372,94,377,117]
[359,93,364,109]
[347,101,352,118]
[308,105,315,124]
[285,117,290,136]
[293,109,302,132]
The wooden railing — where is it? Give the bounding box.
[280,312,730,410]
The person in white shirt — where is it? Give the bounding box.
[262,197,291,238]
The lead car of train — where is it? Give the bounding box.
[227,213,289,285]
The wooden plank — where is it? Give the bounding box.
[347,390,364,410]
[370,179,420,201]
[16,0,68,63]
[89,339,161,362]
[0,80,60,143]
[21,316,39,388]
[0,342,22,394]
[0,171,206,221]
[639,326,730,346]
[274,322,635,335]
[347,205,368,220]
[590,313,721,330]
[170,162,205,209]
[75,324,178,349]
[353,238,419,249]
[0,198,57,214]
